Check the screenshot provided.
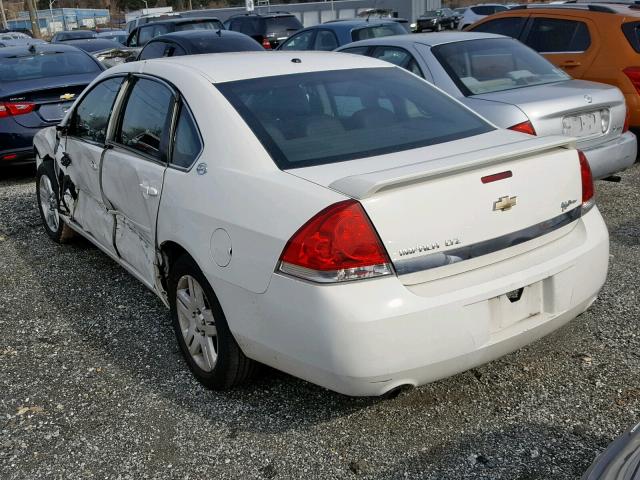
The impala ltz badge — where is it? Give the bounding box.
[60,93,75,101]
[493,195,517,212]
[561,199,578,211]
[398,238,461,257]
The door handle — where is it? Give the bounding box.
[139,182,159,198]
[560,60,581,68]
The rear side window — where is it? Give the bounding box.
[171,104,203,168]
[471,5,508,15]
[138,26,154,45]
[314,30,339,51]
[117,79,174,160]
[216,68,493,169]
[622,22,640,53]
[0,51,101,82]
[370,46,424,77]
[525,18,590,53]
[138,41,168,60]
[470,17,527,38]
[280,30,315,50]
[352,23,406,41]
[72,77,124,144]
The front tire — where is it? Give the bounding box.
[169,254,256,389]
[36,162,74,243]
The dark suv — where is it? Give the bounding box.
[126,17,224,48]
[224,12,303,49]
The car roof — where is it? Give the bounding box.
[229,11,296,19]
[114,51,391,83]
[143,30,262,52]
[0,42,83,57]
[64,38,124,50]
[505,2,640,16]
[137,17,221,27]
[338,31,507,49]
[321,19,398,29]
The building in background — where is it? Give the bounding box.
[7,8,110,35]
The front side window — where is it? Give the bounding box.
[525,18,591,53]
[470,17,527,38]
[432,38,570,95]
[117,78,174,160]
[217,67,493,169]
[313,30,339,51]
[352,23,406,41]
[171,104,203,168]
[71,77,124,144]
[280,30,315,50]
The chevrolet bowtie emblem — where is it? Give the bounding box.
[60,93,75,101]
[493,195,517,212]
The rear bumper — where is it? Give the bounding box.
[581,131,637,179]
[226,208,609,396]
[0,117,38,165]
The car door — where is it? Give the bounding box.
[522,15,597,79]
[100,76,176,287]
[59,76,125,252]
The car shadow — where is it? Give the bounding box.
[1,189,379,434]
[366,422,611,479]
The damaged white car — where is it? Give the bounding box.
[34,52,609,396]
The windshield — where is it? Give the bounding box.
[0,51,100,82]
[432,38,570,96]
[216,67,493,169]
[174,20,224,32]
[265,16,303,33]
[352,23,406,41]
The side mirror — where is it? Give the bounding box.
[56,124,68,133]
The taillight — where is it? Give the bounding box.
[278,200,393,283]
[508,120,536,136]
[261,37,272,49]
[0,102,35,118]
[578,150,595,214]
[623,66,640,95]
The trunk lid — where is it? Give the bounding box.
[472,80,626,149]
[287,131,583,285]
[0,74,94,127]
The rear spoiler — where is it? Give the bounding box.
[329,135,575,199]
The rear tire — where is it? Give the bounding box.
[168,254,256,390]
[436,23,443,32]
[36,162,74,243]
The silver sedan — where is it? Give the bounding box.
[337,32,637,179]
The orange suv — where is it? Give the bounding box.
[468,3,640,128]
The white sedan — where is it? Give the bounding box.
[34,52,609,396]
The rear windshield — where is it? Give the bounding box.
[174,20,224,32]
[432,38,569,95]
[352,23,406,41]
[216,67,493,169]
[192,36,264,53]
[0,51,101,82]
[57,31,96,41]
[471,5,508,15]
[265,16,303,33]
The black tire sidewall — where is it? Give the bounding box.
[168,255,241,389]
[36,162,64,243]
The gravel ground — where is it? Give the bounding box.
[1,163,639,480]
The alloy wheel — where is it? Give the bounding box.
[39,174,59,232]
[176,275,218,372]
